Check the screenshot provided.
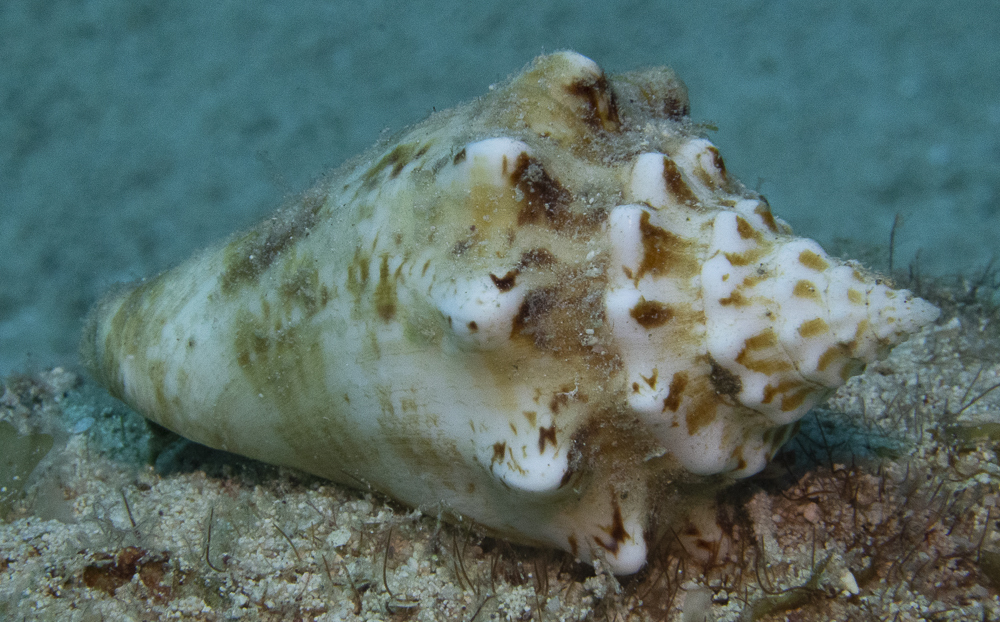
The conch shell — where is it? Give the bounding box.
[82,51,939,573]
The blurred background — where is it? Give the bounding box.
[2,0,998,376]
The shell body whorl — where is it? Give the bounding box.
[82,51,939,574]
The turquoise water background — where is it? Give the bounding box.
[2,0,997,375]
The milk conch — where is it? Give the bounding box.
[81,51,939,574]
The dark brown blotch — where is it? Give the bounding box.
[363,142,425,186]
[636,210,697,280]
[708,146,727,178]
[719,290,749,307]
[798,318,829,338]
[736,329,793,375]
[662,156,699,207]
[744,328,778,350]
[780,387,814,412]
[662,371,688,412]
[793,279,821,302]
[491,441,506,466]
[565,75,621,132]
[662,93,690,119]
[724,241,771,267]
[735,216,760,241]
[538,425,557,453]
[685,391,719,436]
[798,249,830,272]
[511,289,554,342]
[641,369,658,389]
[709,359,742,398]
[732,446,748,472]
[523,410,537,428]
[762,379,800,405]
[754,200,780,233]
[559,469,574,488]
[549,391,569,413]
[595,500,629,554]
[489,270,518,292]
[509,270,609,356]
[517,248,557,269]
[817,343,852,372]
[511,153,576,231]
[629,297,673,328]
[374,254,397,322]
[346,247,370,301]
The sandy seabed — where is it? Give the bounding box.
[2,280,1000,622]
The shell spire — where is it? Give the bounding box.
[82,51,939,574]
